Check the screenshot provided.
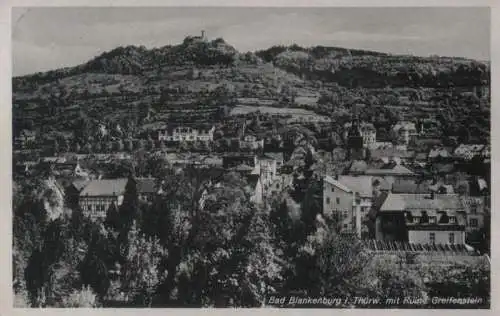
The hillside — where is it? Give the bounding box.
[12,37,490,147]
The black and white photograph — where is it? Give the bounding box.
[11,5,491,309]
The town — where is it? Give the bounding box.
[12,30,490,308]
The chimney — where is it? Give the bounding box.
[201,30,206,39]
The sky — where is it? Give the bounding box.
[12,7,490,76]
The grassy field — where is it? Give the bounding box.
[230,105,330,122]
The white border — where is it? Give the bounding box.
[1,1,496,315]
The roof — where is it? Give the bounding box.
[429,148,451,159]
[393,121,417,132]
[344,121,376,132]
[460,196,487,214]
[135,178,156,194]
[454,144,485,156]
[365,164,416,176]
[478,178,488,190]
[392,180,431,194]
[372,176,391,191]
[379,193,464,212]
[429,183,455,194]
[80,178,128,197]
[324,175,352,193]
[432,163,455,174]
[325,176,373,197]
[72,179,90,191]
[370,148,415,159]
[158,123,215,134]
[348,160,368,173]
[415,152,428,161]
[234,164,255,172]
[262,152,284,162]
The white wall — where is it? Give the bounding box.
[408,230,466,245]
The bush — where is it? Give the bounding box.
[59,286,98,308]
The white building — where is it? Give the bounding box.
[392,121,418,146]
[239,135,264,151]
[375,193,468,245]
[79,178,128,219]
[158,125,215,142]
[454,144,486,161]
[323,175,375,237]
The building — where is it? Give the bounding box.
[79,178,128,219]
[428,147,453,161]
[343,121,376,148]
[454,144,486,161]
[369,148,416,165]
[364,164,417,187]
[392,121,418,146]
[373,193,468,245]
[323,175,376,237]
[165,153,223,169]
[460,196,488,233]
[14,129,36,148]
[264,152,284,170]
[391,179,432,194]
[239,134,264,151]
[255,154,279,185]
[158,124,215,142]
[222,153,257,169]
[345,118,366,160]
[481,145,490,159]
[135,178,157,203]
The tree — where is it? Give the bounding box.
[53,140,60,155]
[73,142,81,153]
[120,222,167,306]
[124,139,134,152]
[354,256,427,306]
[104,202,121,232]
[118,176,140,234]
[293,218,373,299]
[78,224,114,300]
[59,286,98,307]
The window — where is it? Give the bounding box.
[343,224,348,229]
[343,211,349,219]
[336,197,340,204]
[429,232,435,244]
[471,206,477,214]
[449,233,455,244]
[414,217,420,224]
[470,218,479,227]
[326,197,330,204]
[429,216,437,224]
[449,216,456,224]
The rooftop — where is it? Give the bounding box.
[365,164,416,176]
[135,178,157,194]
[379,193,464,213]
[392,180,431,194]
[324,175,374,198]
[80,178,128,197]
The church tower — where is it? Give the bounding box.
[347,116,366,160]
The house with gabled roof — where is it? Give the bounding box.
[372,193,472,246]
[79,178,128,220]
[323,175,383,238]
